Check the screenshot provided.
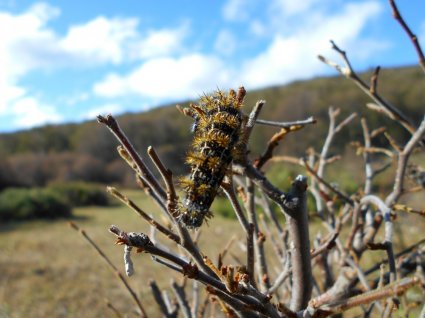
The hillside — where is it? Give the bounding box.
[0,65,424,189]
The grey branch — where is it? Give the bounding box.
[255,116,316,128]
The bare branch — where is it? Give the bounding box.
[392,203,425,217]
[267,256,291,295]
[69,222,148,317]
[369,66,381,94]
[242,100,266,142]
[389,0,425,72]
[254,123,308,170]
[360,195,396,283]
[318,42,418,136]
[105,300,123,318]
[303,160,354,206]
[245,178,270,291]
[317,277,420,315]
[109,226,281,318]
[221,180,250,232]
[149,280,177,318]
[107,187,180,244]
[147,146,180,221]
[191,281,200,318]
[386,116,425,206]
[97,114,167,200]
[282,175,313,311]
[311,232,339,259]
[171,280,192,318]
[361,118,373,194]
[255,116,316,129]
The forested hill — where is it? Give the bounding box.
[0,65,424,189]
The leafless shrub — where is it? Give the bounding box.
[71,1,425,317]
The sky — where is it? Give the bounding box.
[0,0,424,133]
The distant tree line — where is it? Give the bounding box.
[0,66,424,191]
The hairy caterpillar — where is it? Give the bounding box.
[179,88,245,228]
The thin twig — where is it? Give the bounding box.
[247,223,256,288]
[147,146,180,221]
[267,256,291,294]
[318,41,418,136]
[171,280,192,318]
[109,225,281,318]
[362,117,373,194]
[319,277,419,314]
[105,299,123,318]
[149,280,176,318]
[389,0,425,72]
[221,180,250,232]
[303,160,354,206]
[254,123,308,170]
[360,195,396,283]
[237,164,288,212]
[246,178,270,291]
[363,238,425,277]
[191,280,199,318]
[107,187,180,244]
[69,222,148,318]
[386,116,425,206]
[242,100,266,142]
[392,203,425,217]
[311,232,339,259]
[369,66,381,94]
[255,116,316,128]
[97,114,167,200]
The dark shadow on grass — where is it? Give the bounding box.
[0,214,90,233]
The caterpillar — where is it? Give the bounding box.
[179,87,245,228]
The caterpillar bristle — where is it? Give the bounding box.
[178,176,194,189]
[180,88,244,229]
[185,152,205,166]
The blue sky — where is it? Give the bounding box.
[0,0,424,132]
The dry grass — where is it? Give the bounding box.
[0,190,247,317]
[0,188,423,317]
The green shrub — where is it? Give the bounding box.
[0,188,72,221]
[212,196,237,219]
[47,182,113,207]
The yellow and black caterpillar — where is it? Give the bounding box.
[180,88,245,228]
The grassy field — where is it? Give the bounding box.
[0,188,423,317]
[0,190,249,317]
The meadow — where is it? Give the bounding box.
[0,190,249,317]
[1,187,423,317]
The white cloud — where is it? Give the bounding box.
[94,54,232,100]
[0,0,387,131]
[222,0,251,21]
[10,97,62,128]
[95,0,384,103]
[130,25,188,60]
[60,16,139,65]
[62,92,90,106]
[0,2,186,130]
[0,3,60,126]
[240,1,383,88]
[268,0,323,17]
[250,20,267,37]
[214,29,236,55]
[0,3,58,78]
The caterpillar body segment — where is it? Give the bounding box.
[180,88,245,228]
